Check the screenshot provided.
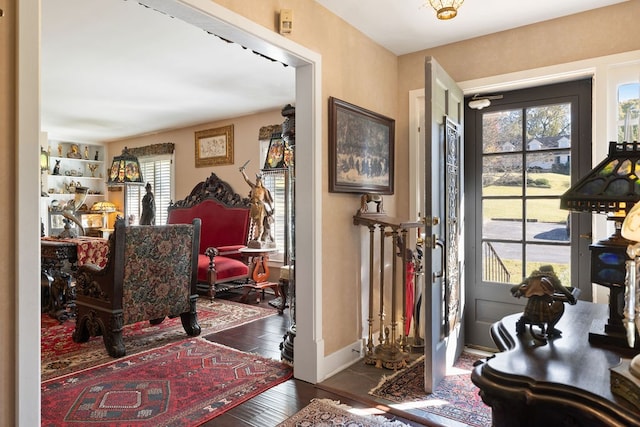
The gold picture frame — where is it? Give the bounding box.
[195,125,234,167]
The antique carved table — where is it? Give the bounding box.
[471,301,639,426]
[41,237,109,321]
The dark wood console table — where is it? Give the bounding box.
[472,301,639,426]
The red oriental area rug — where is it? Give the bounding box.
[369,352,492,427]
[41,338,293,426]
[42,299,275,380]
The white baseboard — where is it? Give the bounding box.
[322,338,365,380]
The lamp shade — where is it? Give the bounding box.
[107,147,143,185]
[40,147,49,172]
[91,201,117,213]
[561,141,640,214]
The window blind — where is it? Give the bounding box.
[261,169,288,262]
[125,155,173,225]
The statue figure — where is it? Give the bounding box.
[139,182,155,225]
[511,265,577,340]
[240,164,274,247]
[53,159,61,175]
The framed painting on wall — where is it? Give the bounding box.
[328,97,395,194]
[195,125,234,167]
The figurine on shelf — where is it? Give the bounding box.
[67,144,82,159]
[87,163,98,177]
[52,160,61,175]
[511,265,577,341]
[84,146,89,159]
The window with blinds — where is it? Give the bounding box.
[125,155,173,225]
[261,169,289,263]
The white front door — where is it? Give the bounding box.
[423,57,465,392]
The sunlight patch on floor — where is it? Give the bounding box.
[348,406,387,416]
[446,366,471,376]
[389,399,450,410]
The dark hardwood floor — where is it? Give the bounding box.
[201,290,430,426]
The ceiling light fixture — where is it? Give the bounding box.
[429,0,464,20]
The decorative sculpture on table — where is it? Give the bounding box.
[511,265,577,342]
[240,161,275,248]
[358,193,384,215]
[58,186,89,238]
[139,182,155,225]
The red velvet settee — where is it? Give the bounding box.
[167,173,251,298]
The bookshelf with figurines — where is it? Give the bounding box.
[41,140,107,236]
[43,140,106,201]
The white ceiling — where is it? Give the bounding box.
[41,0,628,144]
[41,0,297,143]
[315,0,628,55]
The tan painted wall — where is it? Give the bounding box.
[107,109,284,203]
[395,1,640,221]
[215,0,399,355]
[1,0,16,424]
[6,0,640,421]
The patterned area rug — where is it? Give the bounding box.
[42,298,276,380]
[41,338,293,426]
[278,399,412,427]
[369,352,492,427]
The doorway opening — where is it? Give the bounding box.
[19,1,322,423]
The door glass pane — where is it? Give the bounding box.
[482,242,522,284]
[526,151,571,196]
[483,199,522,238]
[482,154,523,197]
[482,110,523,153]
[525,104,571,144]
[525,246,570,287]
[525,199,569,242]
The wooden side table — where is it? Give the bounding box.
[239,247,280,303]
[472,301,640,426]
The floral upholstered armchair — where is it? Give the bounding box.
[72,218,202,357]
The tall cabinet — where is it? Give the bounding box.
[41,138,107,237]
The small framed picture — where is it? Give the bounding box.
[195,125,234,167]
[263,135,286,169]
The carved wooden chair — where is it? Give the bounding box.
[72,218,202,357]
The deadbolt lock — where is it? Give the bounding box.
[424,215,440,226]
